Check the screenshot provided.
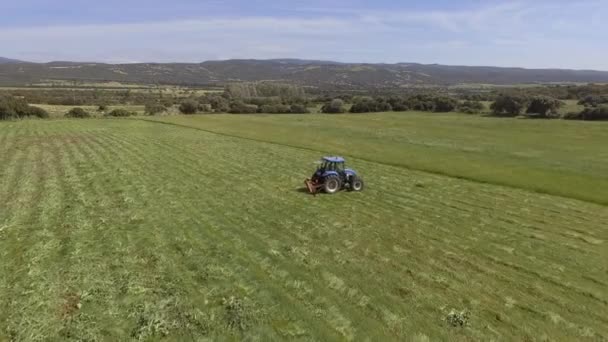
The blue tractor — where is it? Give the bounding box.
[304,156,364,195]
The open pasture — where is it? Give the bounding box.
[0,116,606,340]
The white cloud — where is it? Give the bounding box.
[0,1,606,69]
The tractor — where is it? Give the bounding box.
[304,156,364,195]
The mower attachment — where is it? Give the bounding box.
[304,179,322,195]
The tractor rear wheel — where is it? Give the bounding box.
[324,176,341,194]
[350,176,364,192]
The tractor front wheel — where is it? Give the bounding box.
[324,176,341,194]
[350,176,364,192]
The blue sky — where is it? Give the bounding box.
[1,0,606,70]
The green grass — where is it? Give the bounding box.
[150,112,608,205]
[559,99,584,114]
[0,117,606,340]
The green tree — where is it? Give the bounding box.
[145,103,167,115]
[321,99,346,114]
[228,101,258,114]
[179,100,199,114]
[289,104,310,114]
[490,95,528,117]
[458,100,485,114]
[526,96,563,118]
[433,97,458,112]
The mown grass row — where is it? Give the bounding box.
[0,119,606,340]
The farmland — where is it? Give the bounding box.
[1,116,607,340]
[151,112,608,205]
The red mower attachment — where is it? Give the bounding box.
[304,178,322,195]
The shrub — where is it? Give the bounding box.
[433,97,458,112]
[259,104,291,114]
[0,102,17,120]
[65,107,91,118]
[406,95,437,112]
[179,100,199,114]
[564,105,608,121]
[578,95,608,107]
[97,104,108,112]
[349,97,392,113]
[0,96,49,120]
[25,106,49,118]
[321,99,346,114]
[106,108,133,117]
[144,103,167,116]
[458,100,485,114]
[229,101,258,114]
[388,97,410,111]
[526,96,562,118]
[198,103,213,113]
[445,309,470,327]
[289,104,310,114]
[490,95,528,117]
[205,95,230,112]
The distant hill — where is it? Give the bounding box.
[0,57,25,64]
[1,58,608,88]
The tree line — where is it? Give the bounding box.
[2,81,608,121]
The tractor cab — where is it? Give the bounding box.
[317,156,345,173]
[305,156,364,195]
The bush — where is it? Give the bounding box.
[388,97,410,111]
[198,103,213,113]
[289,104,310,114]
[65,107,91,118]
[458,100,485,114]
[179,100,199,114]
[578,95,608,107]
[26,106,49,118]
[349,97,392,113]
[229,101,258,114]
[144,103,167,115]
[321,99,346,114]
[259,104,292,114]
[526,96,562,118]
[0,96,49,120]
[97,104,108,112]
[490,95,528,117]
[433,97,458,112]
[564,105,608,121]
[406,94,436,112]
[0,102,17,120]
[106,108,133,117]
[205,95,230,113]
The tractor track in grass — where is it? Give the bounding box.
[1,119,607,340]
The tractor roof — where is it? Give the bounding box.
[323,156,345,163]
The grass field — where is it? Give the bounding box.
[150,112,608,205]
[0,116,607,340]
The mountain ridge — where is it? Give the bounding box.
[1,57,607,88]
